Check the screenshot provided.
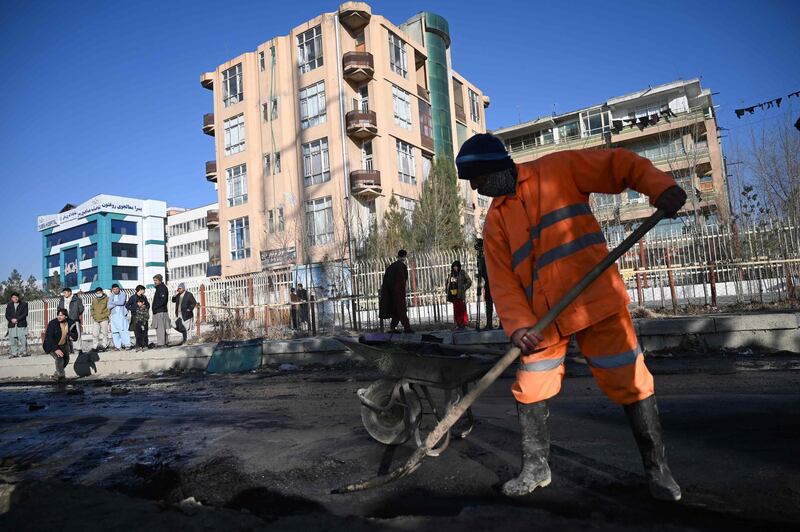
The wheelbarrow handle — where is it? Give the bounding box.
[332,209,667,494]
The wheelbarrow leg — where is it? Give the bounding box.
[414,385,451,456]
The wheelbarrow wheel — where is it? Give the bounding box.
[360,380,422,445]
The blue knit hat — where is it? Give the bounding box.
[455,133,515,180]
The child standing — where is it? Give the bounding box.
[133,297,150,352]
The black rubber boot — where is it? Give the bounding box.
[502,401,551,497]
[624,395,682,501]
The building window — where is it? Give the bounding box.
[422,156,432,181]
[299,81,326,129]
[581,110,610,137]
[111,220,137,235]
[468,89,481,123]
[80,244,97,261]
[112,266,138,281]
[367,199,377,229]
[168,217,207,237]
[388,32,407,78]
[453,78,465,120]
[263,152,281,176]
[464,211,475,239]
[170,263,208,280]
[259,51,265,71]
[81,267,98,284]
[47,254,60,268]
[263,98,278,121]
[112,242,138,258]
[592,193,619,208]
[397,196,416,225]
[169,240,208,259]
[267,207,284,233]
[396,140,416,185]
[229,217,251,260]
[270,45,276,66]
[392,85,412,130]
[223,114,246,155]
[46,221,98,247]
[419,100,433,139]
[301,138,330,186]
[297,25,323,74]
[456,122,468,150]
[222,63,243,107]
[557,121,580,142]
[305,196,333,246]
[226,164,248,207]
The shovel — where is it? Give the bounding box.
[333,208,666,494]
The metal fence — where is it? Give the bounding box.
[3,214,798,346]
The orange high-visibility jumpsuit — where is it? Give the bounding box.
[483,149,676,405]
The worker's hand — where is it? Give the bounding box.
[511,327,543,354]
[654,185,687,218]
[55,349,64,358]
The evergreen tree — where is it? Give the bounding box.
[381,195,411,256]
[0,270,45,303]
[411,156,465,252]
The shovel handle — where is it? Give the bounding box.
[332,209,666,494]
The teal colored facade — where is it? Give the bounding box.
[420,12,454,159]
[40,209,166,291]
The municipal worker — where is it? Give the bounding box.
[456,133,686,501]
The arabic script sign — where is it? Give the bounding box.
[37,195,146,231]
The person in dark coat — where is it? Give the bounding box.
[43,308,75,380]
[379,249,414,333]
[296,283,310,330]
[5,292,29,357]
[289,287,300,330]
[171,283,197,344]
[151,274,170,347]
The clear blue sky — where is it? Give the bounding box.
[1,0,798,281]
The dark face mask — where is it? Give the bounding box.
[477,168,517,197]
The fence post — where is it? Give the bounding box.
[664,247,678,312]
[310,295,317,335]
[200,284,206,323]
[639,240,648,288]
[41,300,49,344]
[635,271,645,308]
[786,264,796,301]
[247,278,255,320]
[708,261,718,307]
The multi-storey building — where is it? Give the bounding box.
[38,194,167,291]
[492,79,729,238]
[166,203,218,283]
[200,2,488,277]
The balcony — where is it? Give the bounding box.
[454,105,467,124]
[202,113,215,136]
[421,134,434,152]
[342,51,374,82]
[206,209,219,228]
[200,71,214,90]
[338,2,372,31]
[205,160,217,183]
[350,169,382,198]
[417,85,430,101]
[345,110,378,140]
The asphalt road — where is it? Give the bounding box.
[0,352,798,531]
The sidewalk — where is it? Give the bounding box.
[1,312,797,380]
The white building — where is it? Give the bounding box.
[166,203,218,283]
[38,194,167,291]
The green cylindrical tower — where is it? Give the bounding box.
[421,12,453,159]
